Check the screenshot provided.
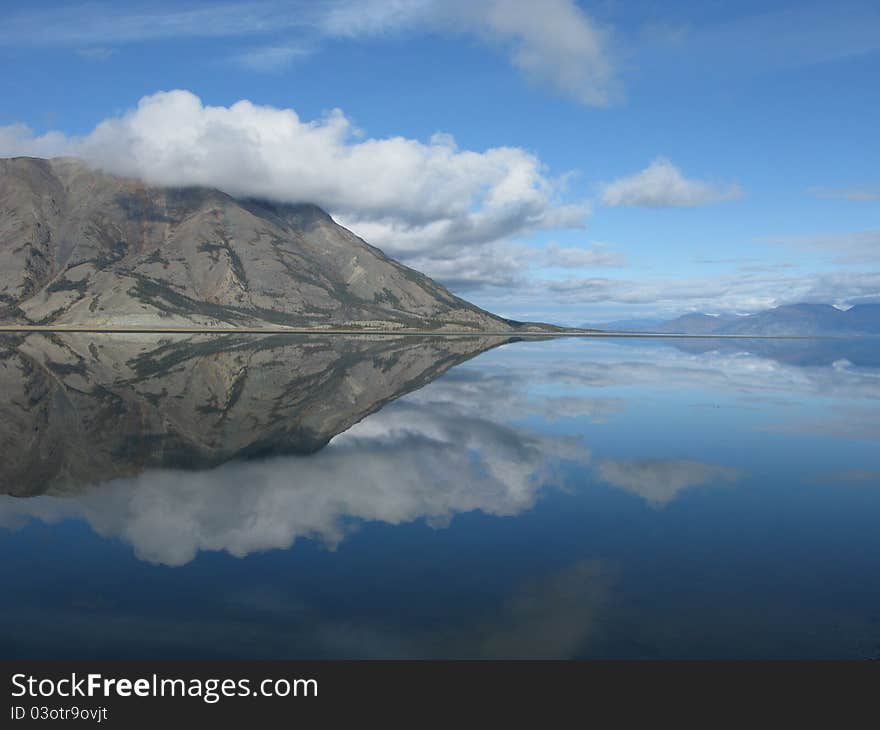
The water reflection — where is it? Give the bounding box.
[0,332,511,495]
[596,459,739,508]
[0,557,612,659]
[2,335,880,658]
[0,392,588,566]
[0,333,750,566]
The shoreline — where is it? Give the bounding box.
[0,325,846,339]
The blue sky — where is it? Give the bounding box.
[1,0,878,323]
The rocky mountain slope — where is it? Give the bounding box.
[0,156,511,331]
[0,332,510,496]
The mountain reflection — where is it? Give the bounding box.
[0,386,588,566]
[0,332,512,496]
[7,335,875,567]
[3,335,880,659]
[0,332,593,565]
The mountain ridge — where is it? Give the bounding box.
[0,156,516,332]
[588,303,880,336]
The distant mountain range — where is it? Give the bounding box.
[587,303,880,336]
[0,157,520,332]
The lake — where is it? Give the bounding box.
[1,333,879,659]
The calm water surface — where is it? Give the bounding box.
[1,334,879,658]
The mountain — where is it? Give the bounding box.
[652,313,737,335]
[592,304,880,336]
[581,317,666,332]
[0,332,510,496]
[0,157,511,331]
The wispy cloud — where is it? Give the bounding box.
[1,1,620,104]
[764,230,880,264]
[807,186,880,202]
[809,469,880,486]
[600,158,742,208]
[0,2,319,45]
[478,269,880,317]
[761,405,880,442]
[231,42,313,71]
[75,46,116,60]
[542,242,626,269]
[447,0,619,106]
[635,1,880,79]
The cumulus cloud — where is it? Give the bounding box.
[0,90,588,269]
[600,157,742,208]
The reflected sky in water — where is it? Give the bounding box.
[1,334,879,658]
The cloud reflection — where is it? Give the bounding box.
[598,458,739,507]
[7,335,873,566]
[0,396,588,566]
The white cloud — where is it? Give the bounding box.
[319,0,434,37]
[0,123,73,158]
[383,238,625,292]
[475,269,880,322]
[401,242,531,291]
[439,0,618,107]
[321,0,619,105]
[600,157,742,208]
[2,1,619,106]
[0,90,588,266]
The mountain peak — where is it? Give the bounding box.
[0,156,510,332]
